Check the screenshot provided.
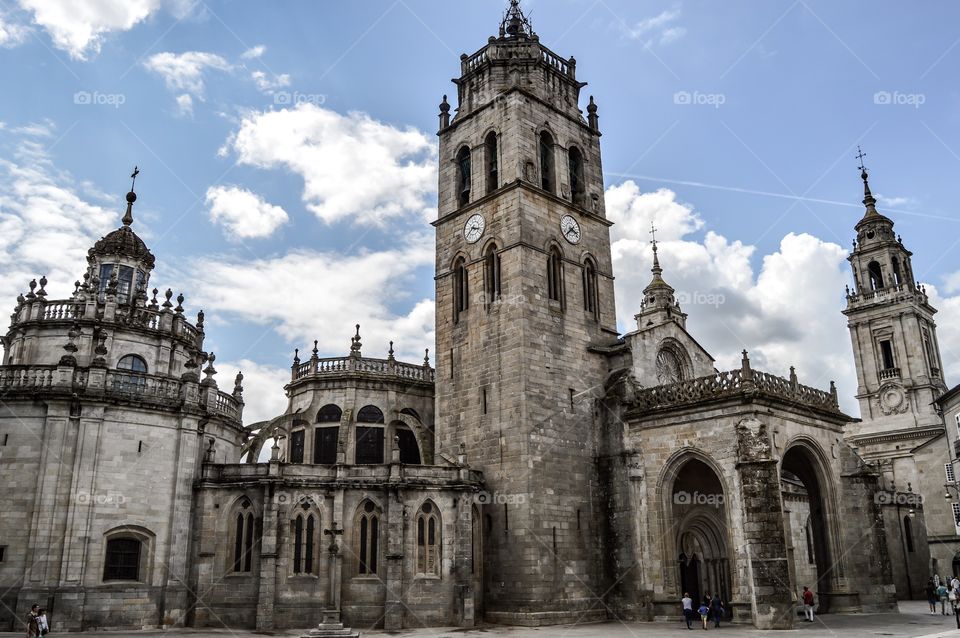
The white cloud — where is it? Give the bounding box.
[608,181,857,412]
[0,124,119,333]
[205,185,289,240]
[175,241,436,363]
[944,271,960,295]
[926,284,960,383]
[250,70,291,93]
[221,104,437,226]
[212,358,290,426]
[18,0,164,60]
[0,13,31,48]
[621,8,686,46]
[175,93,193,116]
[241,44,266,60]
[142,50,232,96]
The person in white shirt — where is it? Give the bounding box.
[37,609,48,636]
[681,592,694,630]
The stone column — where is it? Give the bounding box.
[256,482,278,630]
[383,493,405,630]
[735,417,793,629]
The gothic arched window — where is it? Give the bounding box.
[582,258,598,318]
[568,146,585,207]
[416,501,441,576]
[485,132,499,194]
[547,247,564,305]
[867,261,884,291]
[292,507,320,575]
[456,146,472,208]
[485,243,501,304]
[231,500,258,573]
[356,501,381,575]
[539,131,555,194]
[453,257,469,323]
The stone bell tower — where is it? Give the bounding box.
[433,0,618,624]
[843,161,948,443]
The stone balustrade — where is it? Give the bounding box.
[0,363,242,423]
[879,367,901,380]
[201,461,483,485]
[631,366,841,414]
[293,356,435,384]
[846,283,928,309]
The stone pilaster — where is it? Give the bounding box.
[255,482,278,630]
[383,492,405,630]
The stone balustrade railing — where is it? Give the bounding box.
[0,364,242,423]
[293,356,435,384]
[461,41,576,80]
[846,284,928,308]
[201,461,483,485]
[631,366,840,414]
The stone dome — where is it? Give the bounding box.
[88,225,156,269]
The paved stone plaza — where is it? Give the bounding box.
[1,603,958,638]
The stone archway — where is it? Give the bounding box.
[781,443,838,612]
[666,457,732,608]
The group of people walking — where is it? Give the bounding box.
[925,575,960,615]
[24,605,49,638]
[681,592,725,630]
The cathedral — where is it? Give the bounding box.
[1,0,958,632]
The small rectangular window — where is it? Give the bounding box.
[103,538,141,581]
[0,546,5,562]
[290,430,305,464]
[879,340,895,370]
[482,388,488,415]
[355,427,384,464]
[953,503,960,527]
[947,463,956,483]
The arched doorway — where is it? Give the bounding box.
[781,445,836,612]
[669,458,732,607]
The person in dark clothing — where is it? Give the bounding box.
[710,593,724,627]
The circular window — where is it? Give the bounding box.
[364,501,375,514]
[422,502,433,514]
[656,348,684,385]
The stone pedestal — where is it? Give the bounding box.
[300,610,359,638]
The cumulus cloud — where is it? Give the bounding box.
[143,50,232,96]
[174,241,436,363]
[0,12,31,48]
[174,93,193,116]
[620,7,686,46]
[205,185,289,240]
[220,104,437,226]
[250,70,291,93]
[241,44,265,60]
[17,0,170,60]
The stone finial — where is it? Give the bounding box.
[789,366,798,387]
[73,281,81,296]
[439,95,451,130]
[312,340,319,360]
[175,293,184,314]
[233,371,244,401]
[349,324,362,356]
[424,348,431,368]
[92,328,109,367]
[196,309,205,331]
[37,276,48,298]
[150,288,159,309]
[59,323,80,366]
[740,349,754,384]
[392,434,401,463]
[82,272,91,291]
[587,96,599,132]
[26,279,37,300]
[202,352,218,386]
[830,380,838,406]
[292,348,301,366]
[162,288,173,310]
[387,341,395,362]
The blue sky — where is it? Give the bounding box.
[0,0,958,421]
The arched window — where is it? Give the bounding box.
[396,426,421,464]
[103,537,142,581]
[356,501,380,575]
[232,499,258,573]
[568,147,585,207]
[867,261,884,291]
[357,405,384,423]
[485,132,498,194]
[317,404,342,423]
[416,501,441,576]
[292,506,320,575]
[117,354,148,373]
[582,258,598,318]
[485,243,501,304]
[453,257,469,323]
[904,516,915,553]
[456,146,472,208]
[547,247,564,305]
[891,256,903,286]
[539,132,555,194]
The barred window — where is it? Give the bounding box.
[416,501,441,576]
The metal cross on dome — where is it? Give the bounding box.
[856,146,867,172]
[130,166,140,192]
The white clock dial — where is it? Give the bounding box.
[463,213,486,243]
[560,215,581,244]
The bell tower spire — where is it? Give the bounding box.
[636,223,686,329]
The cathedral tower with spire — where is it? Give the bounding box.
[433,0,618,623]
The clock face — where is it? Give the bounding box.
[560,215,581,244]
[463,213,486,243]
